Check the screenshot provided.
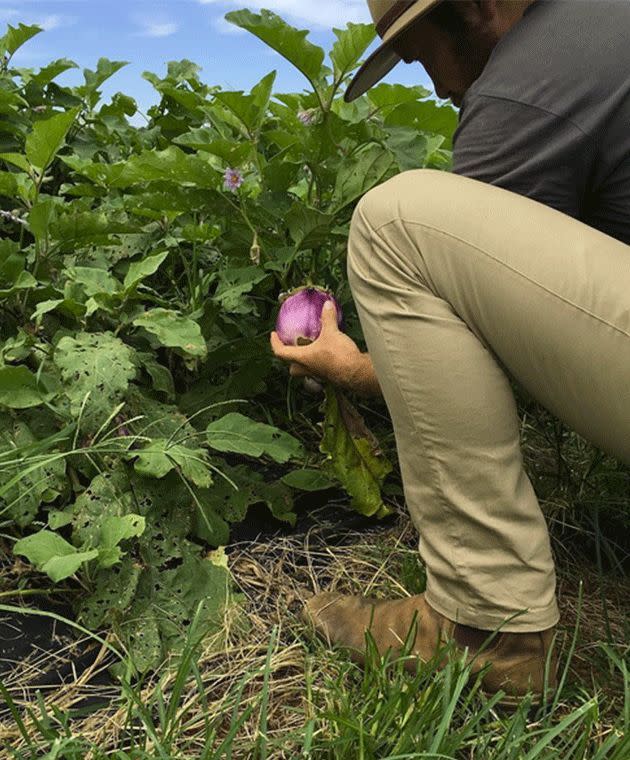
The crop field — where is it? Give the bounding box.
[0,12,628,759]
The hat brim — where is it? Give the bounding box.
[344,0,442,103]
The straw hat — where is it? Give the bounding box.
[345,0,443,102]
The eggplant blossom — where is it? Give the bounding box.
[297,109,317,126]
[275,286,343,346]
[223,167,244,193]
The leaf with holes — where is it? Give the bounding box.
[79,556,143,629]
[97,514,146,568]
[71,469,136,548]
[119,550,232,674]
[53,331,136,434]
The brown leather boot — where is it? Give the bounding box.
[303,592,558,708]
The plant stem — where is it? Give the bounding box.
[0,588,70,599]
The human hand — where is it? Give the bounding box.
[270,301,365,392]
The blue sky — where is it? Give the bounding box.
[2,0,435,118]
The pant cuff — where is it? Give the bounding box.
[424,588,560,633]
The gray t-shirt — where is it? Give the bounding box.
[452,0,630,245]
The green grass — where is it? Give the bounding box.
[1,516,628,759]
[0,387,628,759]
[0,599,628,759]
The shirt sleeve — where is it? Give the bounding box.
[452,93,594,219]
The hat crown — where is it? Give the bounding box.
[368,0,421,39]
[367,0,396,25]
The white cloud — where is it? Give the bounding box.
[0,7,74,30]
[36,14,65,31]
[210,14,247,36]
[132,14,178,38]
[199,0,370,31]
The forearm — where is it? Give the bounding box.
[343,352,382,398]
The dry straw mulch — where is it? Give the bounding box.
[0,508,628,756]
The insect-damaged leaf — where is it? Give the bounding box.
[53,331,136,434]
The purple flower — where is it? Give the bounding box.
[297,109,317,126]
[223,167,244,193]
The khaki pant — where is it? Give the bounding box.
[346,169,630,632]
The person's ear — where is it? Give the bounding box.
[456,0,498,27]
[476,0,500,23]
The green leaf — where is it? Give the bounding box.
[71,470,136,547]
[68,266,119,297]
[80,58,128,102]
[78,557,142,629]
[330,23,375,84]
[0,365,55,409]
[213,71,276,135]
[30,58,79,86]
[225,9,325,93]
[0,170,17,196]
[28,197,59,242]
[331,143,396,213]
[384,99,458,150]
[100,514,146,548]
[133,440,213,488]
[48,510,73,530]
[174,130,252,165]
[51,209,133,247]
[43,551,99,582]
[14,530,74,565]
[0,239,22,283]
[137,353,175,398]
[13,529,98,582]
[0,23,42,57]
[0,421,66,527]
[119,147,218,189]
[53,332,136,432]
[123,251,168,291]
[0,152,31,173]
[133,308,207,359]
[0,270,37,297]
[285,204,334,250]
[367,83,432,110]
[193,500,230,546]
[25,108,80,173]
[98,514,146,568]
[119,552,231,674]
[385,127,431,171]
[31,299,65,321]
[206,412,304,463]
[320,387,392,517]
[205,462,295,526]
[281,469,335,492]
[212,266,268,315]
